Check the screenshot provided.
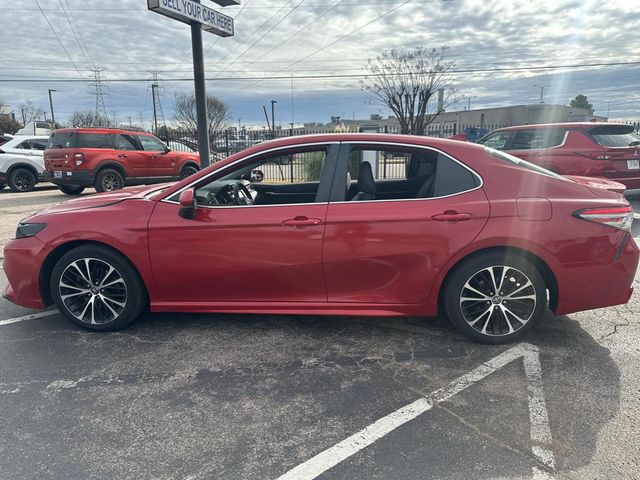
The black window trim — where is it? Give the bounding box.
[328,141,483,204]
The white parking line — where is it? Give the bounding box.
[277,343,555,480]
[0,310,59,326]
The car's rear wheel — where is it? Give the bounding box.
[180,164,198,179]
[443,252,547,344]
[95,169,124,192]
[8,167,37,192]
[50,245,147,331]
[59,185,85,195]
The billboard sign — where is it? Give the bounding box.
[147,0,234,37]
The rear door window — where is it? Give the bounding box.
[79,134,114,149]
[510,129,566,150]
[115,134,139,151]
[588,125,640,147]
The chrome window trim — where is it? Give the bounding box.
[159,140,484,208]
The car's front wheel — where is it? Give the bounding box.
[8,167,37,192]
[443,252,547,344]
[0,182,5,190]
[50,245,147,331]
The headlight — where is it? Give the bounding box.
[16,223,47,238]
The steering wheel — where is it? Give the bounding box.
[232,182,254,206]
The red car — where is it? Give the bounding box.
[3,134,638,344]
[477,122,640,190]
[43,128,201,195]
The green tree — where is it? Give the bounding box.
[570,95,594,112]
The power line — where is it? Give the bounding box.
[3,60,639,83]
[32,0,85,79]
[58,0,91,66]
[213,0,307,77]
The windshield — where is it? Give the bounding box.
[588,125,640,147]
[485,147,568,181]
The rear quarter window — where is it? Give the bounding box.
[79,134,114,149]
[432,153,480,197]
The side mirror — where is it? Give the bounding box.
[164,146,171,154]
[250,169,264,183]
[178,189,196,219]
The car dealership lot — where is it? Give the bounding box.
[1,187,639,479]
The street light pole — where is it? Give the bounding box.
[270,100,277,137]
[533,84,548,103]
[48,89,57,125]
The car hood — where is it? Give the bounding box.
[566,175,626,194]
[32,184,173,217]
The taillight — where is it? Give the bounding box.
[573,206,634,231]
[74,152,84,166]
[573,151,613,160]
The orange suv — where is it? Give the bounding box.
[44,128,201,195]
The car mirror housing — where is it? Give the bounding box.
[251,169,264,183]
[178,189,196,219]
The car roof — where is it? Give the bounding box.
[52,128,154,136]
[3,135,49,145]
[491,122,629,131]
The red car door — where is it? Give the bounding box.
[114,133,146,175]
[322,143,490,304]
[136,135,176,178]
[147,143,340,304]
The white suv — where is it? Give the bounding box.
[0,135,48,192]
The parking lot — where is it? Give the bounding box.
[1,185,639,480]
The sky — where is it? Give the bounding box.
[1,0,639,129]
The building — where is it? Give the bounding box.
[316,104,605,137]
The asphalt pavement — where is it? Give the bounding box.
[0,185,639,480]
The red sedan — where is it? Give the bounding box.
[3,134,638,344]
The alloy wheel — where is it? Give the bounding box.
[59,258,128,325]
[12,170,35,191]
[459,265,536,337]
[102,173,121,191]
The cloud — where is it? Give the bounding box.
[1,0,639,126]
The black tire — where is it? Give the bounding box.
[95,168,124,193]
[179,164,198,179]
[8,167,37,192]
[0,182,5,191]
[50,245,147,331]
[59,185,85,195]
[443,252,547,344]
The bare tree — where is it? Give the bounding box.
[174,93,230,140]
[18,100,44,125]
[362,47,459,135]
[69,110,114,128]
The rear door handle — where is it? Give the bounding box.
[117,154,128,158]
[282,216,322,227]
[431,211,472,222]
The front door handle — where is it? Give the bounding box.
[117,154,128,158]
[431,211,472,222]
[282,216,322,227]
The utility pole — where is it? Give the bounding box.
[191,0,210,167]
[262,105,271,131]
[270,99,277,136]
[48,89,57,126]
[533,84,549,104]
[128,116,132,128]
[151,83,159,135]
